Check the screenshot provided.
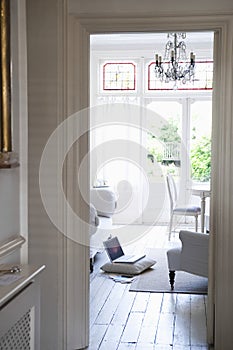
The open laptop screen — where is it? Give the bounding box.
[103,236,124,261]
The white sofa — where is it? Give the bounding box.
[90,187,117,271]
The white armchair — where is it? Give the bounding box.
[89,203,100,237]
[90,187,117,272]
[90,187,116,218]
[166,230,209,290]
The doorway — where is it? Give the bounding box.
[64,10,233,348]
[88,30,214,348]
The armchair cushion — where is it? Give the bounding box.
[166,247,182,271]
[179,230,209,277]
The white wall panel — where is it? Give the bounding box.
[69,0,233,16]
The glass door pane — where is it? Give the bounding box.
[190,100,212,184]
[143,101,182,224]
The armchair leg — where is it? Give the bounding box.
[169,270,175,290]
[90,258,94,273]
[195,215,198,232]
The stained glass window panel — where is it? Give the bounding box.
[148,61,213,91]
[103,62,136,91]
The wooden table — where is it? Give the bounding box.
[191,188,211,233]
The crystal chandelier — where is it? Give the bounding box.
[154,33,195,89]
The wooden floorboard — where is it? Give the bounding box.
[88,224,209,350]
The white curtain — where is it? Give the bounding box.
[90,97,147,224]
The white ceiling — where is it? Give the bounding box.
[90,31,214,59]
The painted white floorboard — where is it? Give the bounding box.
[154,345,173,349]
[131,292,150,313]
[117,343,136,350]
[88,324,108,350]
[137,293,163,345]
[95,282,127,324]
[173,294,191,346]
[90,278,115,327]
[136,344,156,350]
[155,312,175,345]
[190,295,208,346]
[111,286,136,326]
[99,323,125,349]
[120,312,144,343]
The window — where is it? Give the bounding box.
[147,61,213,91]
[146,101,182,179]
[102,62,136,91]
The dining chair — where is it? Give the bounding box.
[166,174,201,240]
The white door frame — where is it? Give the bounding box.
[68,13,233,348]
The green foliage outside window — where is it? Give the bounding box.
[191,136,211,182]
[147,117,181,162]
[147,119,211,182]
[159,118,181,143]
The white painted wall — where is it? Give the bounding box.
[0,0,27,265]
[26,1,66,348]
[69,0,233,16]
[27,1,90,349]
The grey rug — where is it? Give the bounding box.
[129,248,208,294]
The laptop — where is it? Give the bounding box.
[103,236,146,264]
